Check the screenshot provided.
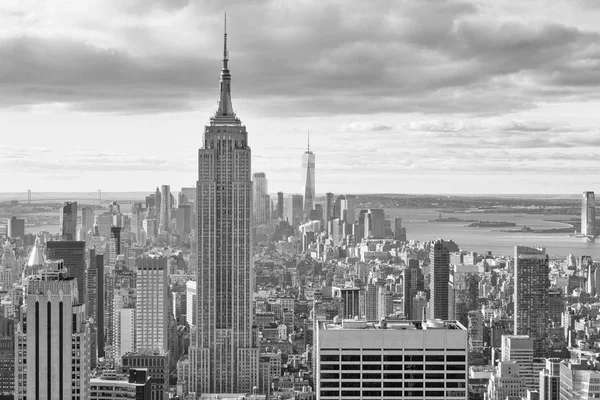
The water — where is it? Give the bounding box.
[386,208,600,259]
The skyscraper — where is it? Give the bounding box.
[403,259,424,320]
[252,172,269,225]
[581,191,595,236]
[60,201,78,240]
[277,192,284,219]
[428,239,451,320]
[514,246,550,358]
[135,255,169,353]
[302,132,315,220]
[7,216,24,239]
[46,240,86,305]
[324,192,334,228]
[189,18,259,394]
[159,184,171,234]
[15,260,91,400]
[87,250,105,362]
[81,206,95,233]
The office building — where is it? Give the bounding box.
[394,217,406,242]
[302,133,316,220]
[324,192,334,227]
[87,250,105,363]
[539,358,560,400]
[122,352,168,400]
[82,206,95,233]
[175,204,192,235]
[403,260,424,320]
[15,260,91,400]
[189,20,259,394]
[159,185,171,234]
[559,360,600,399]
[277,192,284,219]
[7,216,25,239]
[361,209,385,239]
[377,287,393,320]
[514,246,550,357]
[90,369,152,400]
[364,282,378,321]
[253,172,269,226]
[453,271,479,328]
[135,255,169,353]
[487,361,526,400]
[501,335,540,391]
[429,239,451,320]
[339,288,360,319]
[46,240,86,304]
[60,201,78,240]
[0,317,14,395]
[114,306,136,364]
[581,191,595,236]
[286,194,304,227]
[316,319,468,400]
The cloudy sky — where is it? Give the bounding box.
[1,0,600,195]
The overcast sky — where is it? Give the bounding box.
[1,0,600,195]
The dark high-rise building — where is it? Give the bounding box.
[339,287,361,319]
[277,192,284,219]
[403,259,424,320]
[175,204,192,234]
[428,239,451,320]
[514,246,550,357]
[87,250,105,361]
[325,192,334,226]
[46,240,86,304]
[60,201,78,240]
[81,206,95,233]
[7,216,25,239]
[394,217,406,242]
[189,18,259,394]
[111,226,122,255]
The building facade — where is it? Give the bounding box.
[316,319,468,400]
[60,201,78,241]
[429,239,451,320]
[15,260,91,400]
[46,240,87,305]
[514,246,550,358]
[159,185,171,234]
[302,136,315,220]
[253,172,269,226]
[581,191,595,236]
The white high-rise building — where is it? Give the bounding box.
[15,259,91,400]
[186,281,197,327]
[252,172,269,225]
[302,132,315,220]
[114,307,136,364]
[316,319,468,400]
[189,18,259,394]
[501,335,543,391]
[581,191,595,236]
[135,255,169,353]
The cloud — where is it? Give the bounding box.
[0,0,598,116]
[340,122,393,132]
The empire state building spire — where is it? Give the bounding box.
[216,13,234,117]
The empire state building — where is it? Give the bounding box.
[189,18,259,394]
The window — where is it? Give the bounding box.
[384,391,403,397]
[405,355,423,362]
[384,373,402,380]
[404,373,423,380]
[405,364,423,370]
[447,382,466,388]
[405,381,423,388]
[362,391,382,397]
[342,355,361,362]
[320,364,339,370]
[320,373,339,380]
[363,382,381,388]
[341,373,360,380]
[320,381,339,388]
[426,355,445,362]
[363,373,381,379]
[363,355,381,362]
[426,364,444,370]
[320,355,339,362]
[446,355,465,362]
[384,355,403,362]
[426,381,445,388]
[342,381,360,388]
[363,364,381,370]
[341,364,360,370]
[340,391,360,397]
[384,364,403,370]
[405,391,423,397]
[426,391,445,397]
[447,365,465,371]
[446,373,466,380]
[426,373,444,380]
[320,390,339,397]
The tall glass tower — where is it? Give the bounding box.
[582,191,596,236]
[189,17,259,394]
[302,132,315,220]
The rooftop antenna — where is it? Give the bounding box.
[307,129,310,153]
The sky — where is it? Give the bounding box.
[1,0,600,195]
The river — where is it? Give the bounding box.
[386,208,599,259]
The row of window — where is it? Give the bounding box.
[320,390,466,397]
[320,381,466,388]
[320,372,466,380]
[320,354,465,362]
[321,363,465,371]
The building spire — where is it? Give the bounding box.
[216,12,234,117]
[307,129,310,152]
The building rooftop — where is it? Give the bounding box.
[322,319,466,331]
